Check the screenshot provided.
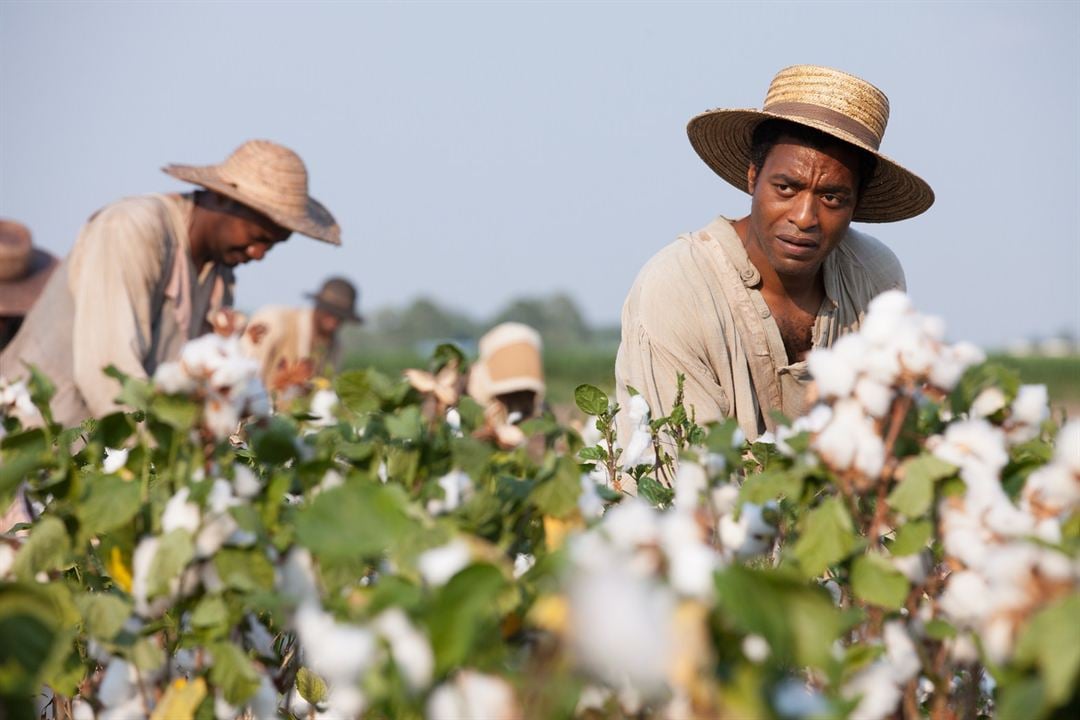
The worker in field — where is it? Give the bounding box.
[242,276,363,388]
[615,65,933,449]
[467,322,546,423]
[0,219,57,352]
[0,140,342,427]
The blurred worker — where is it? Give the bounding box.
[0,140,341,427]
[0,219,57,351]
[467,322,546,423]
[243,276,363,385]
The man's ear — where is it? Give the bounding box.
[746,164,758,194]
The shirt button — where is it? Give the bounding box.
[760,308,771,318]
[740,268,756,282]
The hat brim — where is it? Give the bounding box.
[162,164,341,245]
[687,108,934,223]
[0,249,58,315]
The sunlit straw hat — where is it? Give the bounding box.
[687,65,934,223]
[163,139,341,244]
[467,323,545,407]
[305,276,363,323]
[0,220,58,316]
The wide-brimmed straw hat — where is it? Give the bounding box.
[0,219,58,316]
[687,65,934,223]
[162,140,341,244]
[467,323,546,407]
[305,276,363,323]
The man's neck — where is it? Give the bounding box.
[732,216,824,307]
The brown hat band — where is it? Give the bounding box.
[764,101,881,150]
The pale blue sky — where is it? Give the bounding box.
[1,1,1077,348]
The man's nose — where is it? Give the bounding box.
[789,192,818,230]
[246,242,269,261]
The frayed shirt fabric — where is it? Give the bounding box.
[0,194,234,427]
[615,216,905,456]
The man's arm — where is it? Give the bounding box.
[69,200,168,417]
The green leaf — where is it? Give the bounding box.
[888,520,932,557]
[191,596,228,629]
[213,549,275,593]
[385,405,423,442]
[529,456,581,518]
[427,563,508,674]
[923,619,957,640]
[0,581,64,698]
[577,445,607,463]
[997,676,1048,720]
[208,641,260,705]
[637,476,674,508]
[150,394,200,430]
[1013,593,1080,705]
[132,636,166,672]
[78,593,132,641]
[296,667,328,705]
[887,453,956,518]
[13,516,70,580]
[850,553,909,610]
[740,468,804,505]
[250,418,298,465]
[792,497,856,578]
[78,473,142,537]
[295,481,413,562]
[148,530,194,600]
[714,566,841,669]
[573,384,609,416]
[950,361,1020,416]
[335,369,381,414]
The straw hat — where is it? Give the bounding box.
[162,140,341,244]
[0,220,58,316]
[687,65,934,223]
[305,276,363,323]
[467,323,546,407]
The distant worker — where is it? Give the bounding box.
[243,276,363,385]
[0,140,341,427]
[467,322,546,422]
[0,219,58,351]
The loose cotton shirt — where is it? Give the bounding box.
[242,306,338,386]
[615,216,905,449]
[0,194,234,427]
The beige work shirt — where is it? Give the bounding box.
[0,193,234,427]
[242,306,331,385]
[615,216,905,451]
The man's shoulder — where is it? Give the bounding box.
[86,194,178,228]
[630,223,724,293]
[835,227,905,289]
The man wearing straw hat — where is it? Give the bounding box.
[243,276,363,387]
[615,65,934,450]
[0,140,341,427]
[0,219,58,351]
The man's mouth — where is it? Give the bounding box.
[776,234,820,258]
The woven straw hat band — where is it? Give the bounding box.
[763,65,890,151]
[217,141,311,217]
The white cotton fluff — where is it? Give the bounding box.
[309,389,340,427]
[70,698,94,720]
[513,553,536,579]
[883,621,920,684]
[373,608,435,692]
[659,512,718,599]
[102,447,129,475]
[601,498,659,550]
[813,399,885,478]
[810,333,867,399]
[673,461,708,512]
[1055,420,1080,474]
[152,361,197,395]
[577,476,605,520]
[718,502,777,559]
[162,488,201,534]
[627,394,651,428]
[204,395,241,440]
[939,570,992,626]
[278,548,320,606]
[417,540,471,586]
[196,513,239,559]
[854,377,894,419]
[233,465,262,499]
[891,551,930,585]
[427,470,473,515]
[970,387,1007,419]
[621,427,655,469]
[295,603,377,685]
[741,634,770,663]
[773,679,829,719]
[844,661,903,720]
[0,544,15,578]
[245,615,277,659]
[1011,385,1049,427]
[930,419,1009,477]
[246,674,279,720]
[98,659,139,708]
[323,684,366,719]
[711,484,740,516]
[568,565,674,694]
[426,670,518,720]
[1023,463,1080,517]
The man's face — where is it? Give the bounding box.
[209,201,292,268]
[313,307,343,338]
[745,135,861,279]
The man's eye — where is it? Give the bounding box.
[822,194,844,207]
[775,184,794,195]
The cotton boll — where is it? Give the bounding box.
[1011,385,1049,427]
[373,608,435,691]
[946,633,980,665]
[883,621,920,684]
[931,419,1009,476]
[417,540,471,586]
[427,671,518,720]
[718,503,776,559]
[162,488,201,534]
[102,447,129,475]
[444,407,461,431]
[773,679,829,719]
[742,634,770,663]
[233,465,262,499]
[204,395,240,440]
[196,513,239,558]
[322,684,366,719]
[621,427,655,469]
[844,661,902,720]
[808,345,857,399]
[1055,420,1080,474]
[863,290,913,341]
[131,537,161,616]
[568,565,675,694]
[307,388,339,427]
[628,394,651,428]
[513,553,536,579]
[601,498,659,550]
[71,698,94,720]
[939,571,991,625]
[970,387,1007,419]
[891,551,930,584]
[295,603,377,685]
[98,659,138,708]
[245,616,277,659]
[711,484,739,516]
[246,674,279,720]
[660,512,718,599]
[278,548,320,605]
[153,361,197,395]
[673,461,707,512]
[982,615,1017,667]
[813,399,885,478]
[855,377,894,419]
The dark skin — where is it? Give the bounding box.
[187,191,292,269]
[732,135,862,363]
[312,306,343,343]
